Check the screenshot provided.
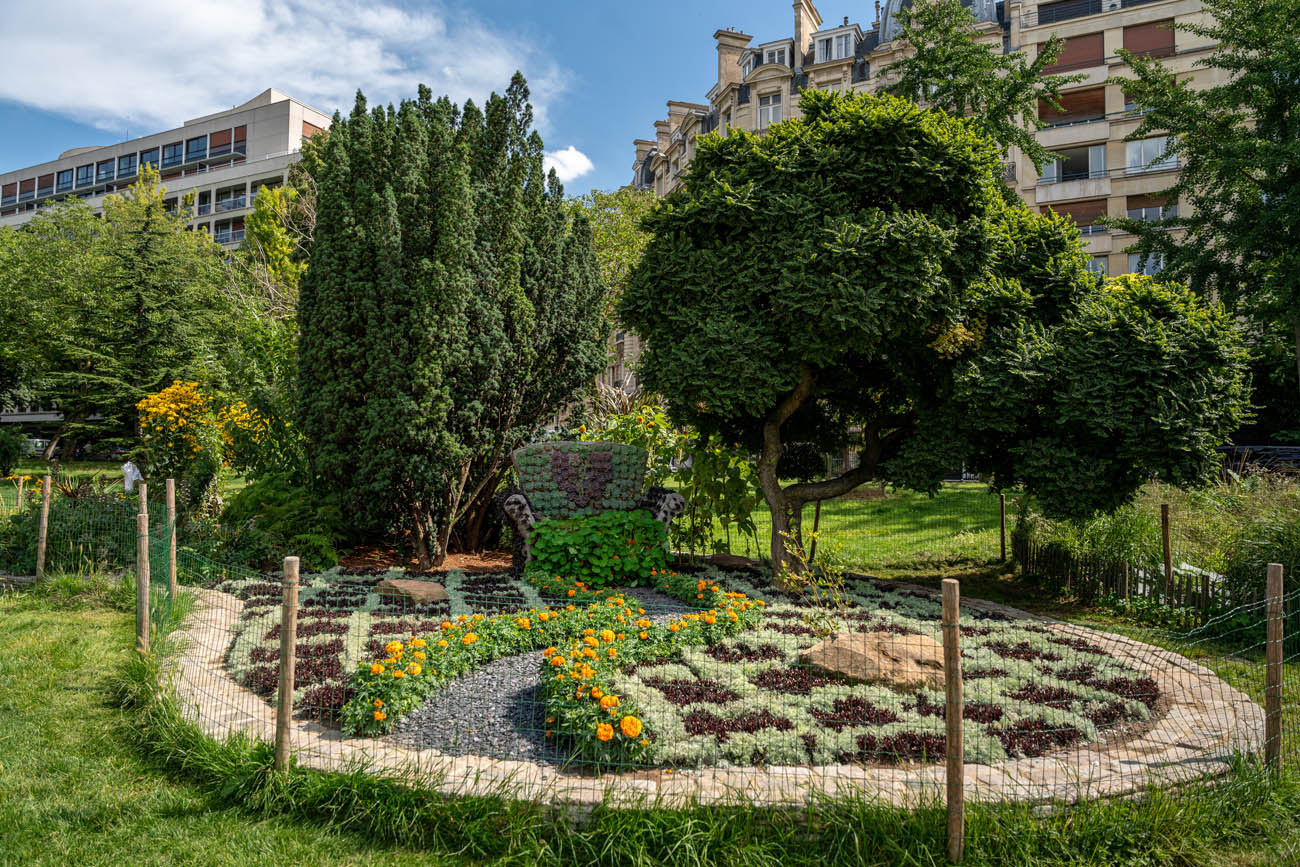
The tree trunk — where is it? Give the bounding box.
[1293,318,1300,407]
[412,513,434,570]
[758,365,816,576]
[42,435,61,462]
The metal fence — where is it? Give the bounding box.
[6,476,1298,863]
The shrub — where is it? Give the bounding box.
[137,380,224,510]
[0,428,25,478]
[527,510,668,589]
[213,473,343,571]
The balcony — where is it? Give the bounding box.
[213,229,245,245]
[197,203,211,216]
[1036,176,1111,204]
[1127,204,1177,222]
[215,195,247,213]
[1025,0,1166,27]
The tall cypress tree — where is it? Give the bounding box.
[298,76,607,567]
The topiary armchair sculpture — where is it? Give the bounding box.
[497,441,685,574]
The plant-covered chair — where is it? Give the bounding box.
[497,441,684,574]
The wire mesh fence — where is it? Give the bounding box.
[5,474,1297,861]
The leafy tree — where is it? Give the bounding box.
[298,75,607,567]
[568,187,656,312]
[1108,0,1300,429]
[619,90,1249,572]
[0,166,231,457]
[883,0,1083,172]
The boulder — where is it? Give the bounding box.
[798,631,946,692]
[374,578,449,605]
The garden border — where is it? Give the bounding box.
[166,584,1264,808]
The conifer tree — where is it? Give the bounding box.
[297,75,606,566]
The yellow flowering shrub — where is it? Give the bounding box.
[137,380,226,504]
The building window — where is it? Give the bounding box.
[1126,136,1176,173]
[1041,32,1104,73]
[75,164,94,188]
[163,197,177,215]
[1128,252,1165,276]
[56,170,73,193]
[765,47,787,66]
[96,159,115,183]
[742,56,755,77]
[139,147,160,170]
[836,33,853,58]
[161,142,184,168]
[759,93,782,128]
[1087,257,1108,277]
[816,37,833,63]
[1123,20,1175,58]
[1040,198,1107,234]
[1040,143,1106,184]
[185,135,208,162]
[197,191,211,216]
[1127,194,1176,222]
[1039,87,1106,127]
[117,154,137,178]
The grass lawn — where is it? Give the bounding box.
[0,462,248,513]
[3,572,1300,865]
[704,482,1005,571]
[0,579,453,866]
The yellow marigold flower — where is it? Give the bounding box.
[412,650,426,660]
[583,636,599,648]
[462,632,479,645]
[704,615,717,625]
[620,715,643,738]
[596,723,614,742]
[639,631,649,640]
[406,662,422,675]
[607,648,617,659]
[589,687,603,700]
[441,621,454,630]
[598,629,616,643]
[582,648,597,659]
[583,628,596,637]
[516,617,531,629]
[636,619,652,629]
[599,695,619,710]
[411,638,427,648]
[392,670,405,679]
[374,710,387,721]
[565,604,575,612]
[437,640,449,649]
[370,663,385,675]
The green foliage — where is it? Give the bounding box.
[0,427,25,477]
[527,510,669,589]
[577,399,684,486]
[297,76,607,567]
[211,473,343,571]
[0,166,233,450]
[1108,0,1300,426]
[621,89,1248,569]
[567,186,656,312]
[672,433,762,556]
[883,0,1085,173]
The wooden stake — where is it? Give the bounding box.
[15,476,24,514]
[1265,563,1284,771]
[1161,503,1173,600]
[942,578,964,864]
[138,481,148,519]
[165,478,177,599]
[999,493,1006,562]
[275,556,301,773]
[136,512,150,655]
[35,474,51,580]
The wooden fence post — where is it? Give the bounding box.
[136,511,150,655]
[998,493,1006,562]
[165,478,177,599]
[35,474,51,579]
[1265,562,1284,771]
[1161,503,1173,600]
[275,556,301,773]
[15,475,24,515]
[139,481,148,519]
[942,578,964,864]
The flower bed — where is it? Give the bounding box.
[217,566,1162,770]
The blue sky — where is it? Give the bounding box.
[0,0,829,194]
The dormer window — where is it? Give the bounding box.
[817,33,854,63]
[742,56,755,77]
[765,47,787,66]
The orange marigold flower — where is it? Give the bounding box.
[372,698,383,708]
[370,663,385,674]
[516,617,531,630]
[599,695,619,710]
[462,632,479,645]
[406,662,422,675]
[411,638,427,648]
[584,636,599,647]
[639,631,649,640]
[549,655,566,667]
[668,624,680,633]
[393,670,405,679]
[620,716,643,738]
[543,646,557,658]
[596,723,614,742]
[437,640,449,648]
[590,686,603,699]
[598,629,616,643]
[607,648,617,659]
[374,710,387,721]
[582,648,597,659]
[704,615,716,625]
[568,589,576,597]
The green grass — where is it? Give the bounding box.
[699,482,1005,571]
[5,573,1300,865]
[0,578,453,866]
[0,461,249,514]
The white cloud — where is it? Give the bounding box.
[1,0,570,137]
[543,146,594,183]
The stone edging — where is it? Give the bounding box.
[164,586,1264,809]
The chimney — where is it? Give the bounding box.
[793,0,823,66]
[713,28,753,89]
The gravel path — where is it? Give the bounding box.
[389,587,698,761]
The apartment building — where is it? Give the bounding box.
[0,88,331,247]
[632,0,1219,281]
